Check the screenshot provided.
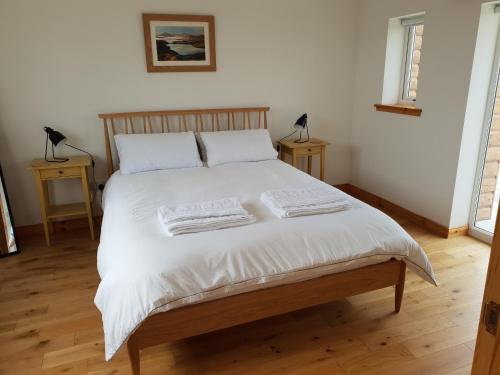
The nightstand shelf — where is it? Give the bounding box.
[279,138,330,181]
[46,203,88,219]
[28,155,95,246]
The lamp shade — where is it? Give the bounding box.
[294,114,307,129]
[44,127,66,146]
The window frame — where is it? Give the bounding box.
[400,21,423,103]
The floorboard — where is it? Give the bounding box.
[0,217,489,374]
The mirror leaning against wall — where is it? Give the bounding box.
[0,163,19,256]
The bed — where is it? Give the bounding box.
[95,107,436,375]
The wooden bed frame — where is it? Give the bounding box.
[98,107,407,375]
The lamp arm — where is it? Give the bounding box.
[278,129,298,143]
[64,143,95,167]
[64,143,98,205]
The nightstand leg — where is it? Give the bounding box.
[307,156,312,175]
[34,175,51,246]
[81,167,95,241]
[42,222,50,246]
[292,151,297,169]
[43,181,55,235]
[320,147,326,181]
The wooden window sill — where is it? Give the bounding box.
[374,104,422,117]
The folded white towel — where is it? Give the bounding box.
[159,197,247,222]
[158,198,255,236]
[161,214,256,236]
[261,185,351,218]
[262,198,350,218]
[262,185,347,208]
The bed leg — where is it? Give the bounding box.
[395,261,406,313]
[127,336,141,375]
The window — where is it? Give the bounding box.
[401,17,424,102]
[375,13,425,116]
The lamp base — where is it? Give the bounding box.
[294,129,310,144]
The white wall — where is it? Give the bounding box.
[351,0,488,227]
[0,0,359,226]
[3,0,492,229]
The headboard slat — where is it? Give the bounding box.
[198,115,202,131]
[110,118,117,135]
[216,113,221,131]
[103,119,113,176]
[98,107,270,176]
[182,115,187,132]
[200,114,205,132]
[160,116,165,132]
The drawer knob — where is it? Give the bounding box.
[58,170,64,175]
[308,148,312,152]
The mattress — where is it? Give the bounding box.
[95,160,436,360]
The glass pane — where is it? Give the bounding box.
[407,24,424,100]
[475,67,500,234]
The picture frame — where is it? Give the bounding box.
[142,13,217,73]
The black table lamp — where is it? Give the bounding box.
[293,113,309,143]
[44,127,69,162]
[43,126,95,167]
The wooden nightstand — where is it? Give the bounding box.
[279,138,330,181]
[28,155,95,246]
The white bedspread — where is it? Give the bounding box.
[95,160,436,360]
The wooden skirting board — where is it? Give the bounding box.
[335,184,468,239]
[16,185,467,241]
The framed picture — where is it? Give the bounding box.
[142,13,216,73]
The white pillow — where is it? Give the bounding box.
[114,132,202,174]
[199,129,278,167]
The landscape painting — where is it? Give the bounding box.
[155,25,206,62]
[143,14,216,72]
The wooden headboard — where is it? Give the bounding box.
[98,107,270,176]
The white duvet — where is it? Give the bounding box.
[95,160,436,360]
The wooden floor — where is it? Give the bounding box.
[0,217,490,375]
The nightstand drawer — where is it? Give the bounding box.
[40,167,81,180]
[295,146,322,156]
